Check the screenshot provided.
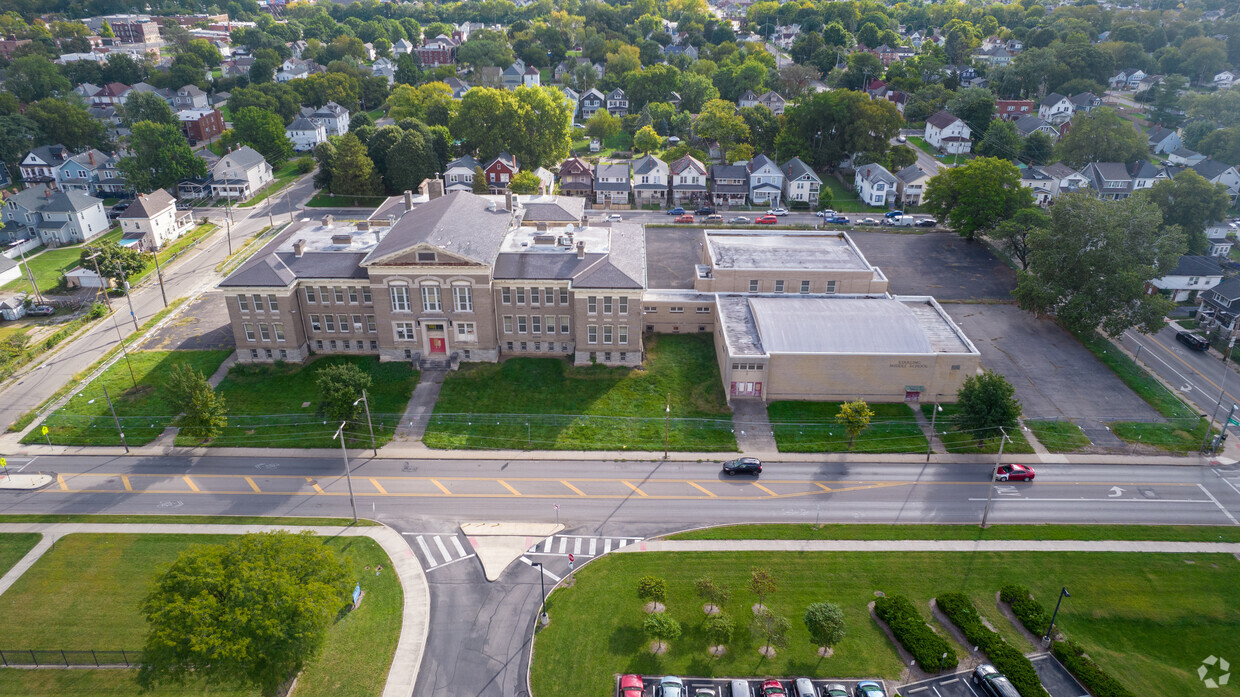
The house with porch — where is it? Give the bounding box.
[209,146,273,200]
[1,186,109,246]
[631,154,668,206]
[709,164,748,207]
[669,155,708,205]
[444,155,480,193]
[593,162,631,205]
[923,111,972,155]
[117,188,193,251]
[557,156,594,198]
[747,154,784,206]
[484,152,520,194]
[854,163,897,207]
[780,157,821,205]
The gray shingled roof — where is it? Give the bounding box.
[523,199,585,223]
[632,154,667,176]
[748,153,777,172]
[894,164,928,183]
[780,157,819,181]
[119,189,174,219]
[1039,92,1067,107]
[287,117,319,131]
[1168,255,1223,278]
[364,191,511,266]
[925,110,960,129]
[214,146,267,173]
[10,187,101,213]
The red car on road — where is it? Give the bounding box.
[995,464,1035,481]
[674,214,695,223]
[756,214,778,224]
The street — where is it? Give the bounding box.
[1122,324,1240,423]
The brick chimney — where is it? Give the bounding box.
[403,190,414,211]
[88,151,95,166]
[576,241,585,259]
[293,239,306,257]
[323,214,333,226]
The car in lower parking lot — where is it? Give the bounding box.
[822,684,849,697]
[1176,331,1209,351]
[791,678,815,697]
[760,680,787,696]
[722,457,762,475]
[656,676,685,697]
[973,664,1021,697]
[730,680,752,697]
[855,681,885,697]
[995,464,1035,481]
[693,688,717,697]
[620,675,644,697]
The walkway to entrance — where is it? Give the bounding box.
[394,369,446,442]
[730,400,777,455]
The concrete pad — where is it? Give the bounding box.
[0,473,53,490]
[460,522,564,581]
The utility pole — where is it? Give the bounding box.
[355,390,377,457]
[86,252,112,309]
[333,420,359,522]
[980,426,1008,528]
[150,245,167,308]
[266,182,275,228]
[115,261,139,331]
[223,192,234,255]
[87,251,135,387]
[1202,326,1238,453]
[925,397,940,462]
[16,243,43,304]
[286,186,295,224]
[102,385,129,453]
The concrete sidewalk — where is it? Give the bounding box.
[620,539,1240,554]
[0,523,428,697]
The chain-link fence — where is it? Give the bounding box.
[0,648,140,667]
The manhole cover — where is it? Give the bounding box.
[157,500,183,508]
[1140,488,1157,499]
[255,463,279,470]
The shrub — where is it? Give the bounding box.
[1052,640,1135,697]
[704,613,735,646]
[936,593,1048,697]
[789,199,811,210]
[295,156,315,174]
[873,594,957,670]
[999,584,1051,637]
[637,575,666,604]
[643,612,682,646]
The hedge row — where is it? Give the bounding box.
[999,584,1051,637]
[1051,640,1136,697]
[873,594,958,671]
[936,593,1049,697]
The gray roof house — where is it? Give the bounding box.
[631,154,669,205]
[593,162,631,205]
[1,186,109,246]
[710,164,748,207]
[1014,114,1058,139]
[780,157,821,204]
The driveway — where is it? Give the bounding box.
[645,227,704,289]
[902,657,1088,697]
[139,291,234,351]
[848,232,1017,300]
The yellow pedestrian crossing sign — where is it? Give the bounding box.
[41,426,48,435]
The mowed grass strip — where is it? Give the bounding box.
[1024,420,1092,452]
[0,670,257,696]
[531,550,1240,697]
[666,523,1240,543]
[0,533,41,577]
[920,403,1035,454]
[25,350,232,446]
[193,356,418,448]
[767,401,928,453]
[423,334,737,451]
[0,515,376,526]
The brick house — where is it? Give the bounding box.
[484,152,519,194]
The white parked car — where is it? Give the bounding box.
[605,213,623,222]
[766,207,789,216]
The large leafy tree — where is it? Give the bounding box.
[804,602,847,652]
[384,130,438,195]
[1055,108,1149,168]
[954,370,1021,442]
[976,119,1023,161]
[316,358,373,423]
[923,157,1034,241]
[233,107,293,168]
[27,98,106,151]
[1142,170,1231,255]
[1019,131,1054,166]
[118,121,206,193]
[777,90,902,169]
[992,207,1050,271]
[625,64,681,112]
[695,99,749,162]
[165,364,228,441]
[1197,126,1240,166]
[138,532,349,697]
[6,55,70,103]
[0,115,41,182]
[452,87,519,162]
[119,91,177,127]
[945,88,996,142]
[678,72,719,113]
[1013,192,1185,336]
[80,241,147,286]
[510,86,573,169]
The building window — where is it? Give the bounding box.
[544,288,554,304]
[545,315,555,334]
[267,294,279,311]
[422,286,442,312]
[362,287,372,304]
[334,314,347,332]
[280,349,288,360]
[274,323,285,342]
[259,324,271,341]
[320,286,330,303]
[316,340,323,350]
[506,342,513,351]
[334,287,345,303]
[670,306,684,313]
[532,315,542,333]
[534,341,541,351]
[370,341,378,351]
[405,349,413,359]
[825,280,837,294]
[366,315,377,333]
[749,280,759,292]
[348,287,358,303]
[503,315,513,333]
[456,322,476,341]
[395,322,415,340]
[603,296,613,314]
[250,349,258,359]
[324,315,336,332]
[417,251,436,262]
[342,340,350,350]
[305,287,317,303]
[391,286,410,312]
[310,315,322,331]
[516,287,526,304]
[774,280,785,293]
[559,288,569,304]
[696,306,711,314]
[603,325,613,343]
[238,294,250,312]
[530,289,539,307]
[453,286,473,312]
[252,294,264,311]
[501,287,512,304]
[517,315,527,333]
[520,341,527,351]
[587,296,597,313]
[618,297,628,314]
[619,325,628,344]
[587,325,598,344]
[330,340,337,350]
[800,280,811,294]
[243,323,255,341]
[560,315,570,333]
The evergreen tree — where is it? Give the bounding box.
[330,133,382,204]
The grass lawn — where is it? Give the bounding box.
[422,334,737,451]
[0,533,40,577]
[365,107,385,121]
[820,177,879,213]
[767,401,928,453]
[1024,420,1091,452]
[908,135,945,159]
[666,523,1240,543]
[128,223,218,287]
[193,356,419,448]
[531,550,1240,697]
[0,533,401,697]
[238,161,303,208]
[2,228,123,294]
[0,671,256,696]
[305,192,384,208]
[570,131,633,159]
[1177,318,1200,330]
[0,515,376,526]
[919,404,1035,454]
[25,350,232,446]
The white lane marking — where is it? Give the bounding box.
[519,556,562,581]
[964,679,981,697]
[573,537,582,555]
[966,497,1213,503]
[542,536,553,553]
[618,538,628,548]
[415,536,437,568]
[1214,469,1240,498]
[589,538,597,556]
[429,553,477,571]
[604,538,613,554]
[451,536,467,558]
[558,537,567,554]
[1198,483,1240,525]
[433,535,451,563]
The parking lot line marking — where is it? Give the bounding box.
[434,535,451,561]
[244,476,261,493]
[497,479,521,496]
[415,536,437,568]
[622,480,648,497]
[1215,469,1240,498]
[431,479,451,495]
[451,537,467,558]
[588,538,597,555]
[369,478,388,494]
[688,481,717,497]
[617,539,628,548]
[183,476,199,492]
[604,538,613,554]
[121,476,132,492]
[558,537,568,553]
[573,537,582,555]
[752,482,778,497]
[306,477,324,494]
[1197,483,1239,525]
[561,480,586,496]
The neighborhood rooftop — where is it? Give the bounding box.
[705,232,873,271]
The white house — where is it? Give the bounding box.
[737,89,759,109]
[780,157,821,204]
[1213,71,1235,90]
[669,155,709,205]
[305,101,350,137]
[117,188,193,251]
[285,117,326,152]
[757,91,787,116]
[1108,68,1146,90]
[854,163,897,207]
[923,111,972,155]
[631,154,669,206]
[1037,93,1074,126]
[1206,222,1236,257]
[1014,115,1059,139]
[1147,126,1182,155]
[747,154,784,206]
[392,38,413,56]
[209,146,273,200]
[1,186,109,246]
[443,155,480,193]
[1149,255,1223,302]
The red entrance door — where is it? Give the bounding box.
[430,338,446,354]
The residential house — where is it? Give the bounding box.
[444,155,480,193]
[606,88,628,117]
[1147,126,1182,154]
[56,148,124,195]
[1136,75,1164,93]
[286,116,327,152]
[1198,277,1240,332]
[593,162,631,205]
[501,62,525,90]
[173,84,208,109]
[1069,92,1103,113]
[557,156,594,198]
[1168,148,1207,166]
[484,152,519,194]
[578,88,605,120]
[129,81,174,104]
[1182,160,1240,204]
[0,257,20,287]
[1014,115,1059,139]
[663,43,698,61]
[444,77,471,99]
[91,82,132,106]
[19,145,70,185]
[88,105,122,126]
[0,38,32,59]
[854,163,897,207]
[523,65,541,87]
[923,111,972,155]
[414,35,458,67]
[894,164,932,206]
[1037,93,1074,126]
[669,155,709,205]
[631,154,669,206]
[178,108,225,142]
[1215,71,1236,90]
[209,146,273,200]
[276,58,319,82]
[867,44,902,67]
[1149,255,1223,302]
[737,90,759,109]
[780,157,821,205]
[392,38,414,56]
[709,164,748,207]
[1020,165,1057,206]
[117,188,193,251]
[1079,160,1162,200]
[1041,162,1091,199]
[747,154,784,206]
[305,101,350,137]
[995,99,1034,121]
[758,91,787,116]
[371,57,396,85]
[973,45,1012,66]
[1206,222,1237,257]
[1,186,108,246]
[1109,68,1147,90]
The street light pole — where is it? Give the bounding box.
[333,420,359,523]
[531,561,548,623]
[1202,327,1237,453]
[354,390,377,457]
[980,426,1008,528]
[1043,587,1070,646]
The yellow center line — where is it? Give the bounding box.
[244,476,261,493]
[431,479,452,495]
[561,480,586,496]
[622,480,648,497]
[57,474,67,491]
[306,477,324,494]
[497,479,522,496]
[369,478,388,495]
[752,482,778,497]
[1145,334,1240,405]
[814,481,833,493]
[121,475,132,492]
[687,481,717,497]
[182,476,199,492]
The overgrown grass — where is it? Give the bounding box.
[666,523,1240,543]
[128,223,218,287]
[821,177,878,213]
[238,161,304,208]
[767,401,928,453]
[920,403,1035,454]
[532,550,1239,697]
[423,334,737,451]
[0,533,41,577]
[195,356,419,448]
[1024,420,1092,452]
[0,515,376,526]
[24,350,232,446]
[215,224,276,276]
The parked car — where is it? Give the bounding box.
[884,210,905,218]
[859,217,879,225]
[973,664,1021,697]
[620,674,644,697]
[792,678,815,697]
[722,457,762,475]
[896,135,907,143]
[730,680,753,697]
[605,213,623,222]
[995,464,1035,481]
[827,215,850,224]
[26,305,54,317]
[656,676,685,697]
[756,214,778,224]
[855,682,886,697]
[915,219,937,227]
[706,214,724,223]
[760,680,786,697]
[815,209,836,217]
[1176,331,1209,351]
[766,207,789,216]
[728,216,750,224]
[693,689,717,697]
[674,214,695,223]
[822,685,849,697]
[695,206,716,216]
[667,207,686,216]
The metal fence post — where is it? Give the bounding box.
[30,650,37,666]
[61,649,68,666]
[121,648,127,666]
[0,649,6,666]
[91,649,98,666]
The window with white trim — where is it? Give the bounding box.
[559,288,569,304]
[603,325,613,344]
[516,287,526,304]
[800,280,811,294]
[517,315,527,333]
[305,287,316,303]
[618,325,628,344]
[252,294,264,311]
[320,286,330,303]
[394,322,415,340]
[456,322,476,341]
[453,286,473,312]
[545,315,555,334]
[338,314,349,333]
[670,306,684,313]
[324,315,336,332]
[501,287,512,304]
[603,296,613,314]
[544,288,554,304]
[274,323,285,342]
[310,315,322,331]
[560,315,570,333]
[238,294,250,311]
[422,286,441,312]
[362,287,372,304]
[366,315,376,332]
[825,280,837,294]
[352,314,362,331]
[587,325,597,344]
[531,315,542,333]
[587,296,597,313]
[503,315,513,333]
[258,324,271,341]
[243,323,255,341]
[348,287,358,303]
[334,287,345,303]
[618,297,628,314]
[390,286,410,312]
[696,306,711,314]
[774,280,784,293]
[749,280,759,292]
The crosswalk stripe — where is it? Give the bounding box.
[604,538,612,554]
[433,536,451,563]
[558,537,567,553]
[451,536,467,558]
[542,536,553,553]
[618,539,628,548]
[589,538,597,555]
[573,537,582,555]
[415,536,437,567]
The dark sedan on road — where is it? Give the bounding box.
[1176,331,1209,351]
[995,464,1035,481]
[722,457,762,475]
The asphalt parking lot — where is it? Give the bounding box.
[645,227,704,289]
[140,291,234,351]
[846,232,1016,300]
[628,676,888,697]
[901,657,1087,697]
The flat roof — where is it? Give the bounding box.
[706,232,872,271]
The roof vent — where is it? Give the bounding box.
[323,214,333,226]
[331,233,352,245]
[293,239,307,257]
[576,241,585,259]
[534,234,556,245]
[356,220,370,231]
[487,200,497,211]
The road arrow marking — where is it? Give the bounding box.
[1109,486,1125,498]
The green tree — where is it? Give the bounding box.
[1143,171,1230,255]
[330,133,383,204]
[511,86,573,169]
[233,107,293,168]
[695,98,749,161]
[923,157,1034,241]
[6,55,70,103]
[472,166,490,194]
[634,125,663,153]
[976,119,1023,161]
[0,115,42,183]
[739,105,780,154]
[118,121,206,193]
[27,98,105,151]
[1019,131,1054,166]
[80,241,146,287]
[1147,75,1186,128]
[643,612,682,652]
[1013,192,1184,336]
[835,399,875,450]
[119,91,177,127]
[384,130,438,195]
[695,576,731,613]
[637,575,667,604]
[1055,108,1149,168]
[138,532,349,697]
[99,19,114,38]
[953,370,1022,443]
[804,602,847,652]
[751,607,791,656]
[165,364,228,441]
[945,88,996,141]
[678,72,719,113]
[1197,126,1240,166]
[838,51,882,91]
[993,207,1050,271]
[704,613,735,648]
[585,110,621,141]
[316,360,373,423]
[509,170,542,194]
[749,568,777,607]
[311,140,336,190]
[778,90,901,169]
